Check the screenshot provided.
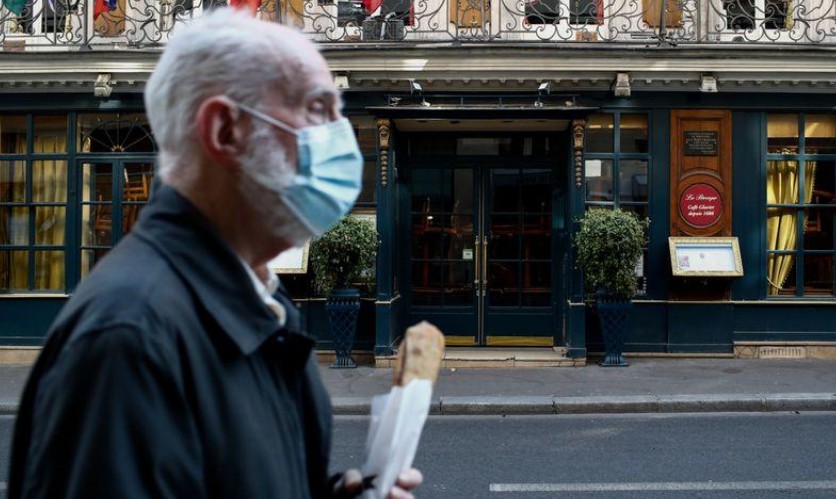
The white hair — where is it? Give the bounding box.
[145,8,302,179]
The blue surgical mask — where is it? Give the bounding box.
[235,102,363,236]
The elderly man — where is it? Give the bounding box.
[8,8,420,499]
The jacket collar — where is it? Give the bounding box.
[132,183,313,356]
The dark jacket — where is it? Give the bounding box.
[9,184,334,499]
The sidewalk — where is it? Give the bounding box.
[321,358,836,415]
[0,359,833,415]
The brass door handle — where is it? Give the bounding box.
[481,235,488,296]
[473,236,481,292]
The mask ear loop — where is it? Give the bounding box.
[234,101,299,137]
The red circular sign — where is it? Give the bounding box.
[679,183,722,228]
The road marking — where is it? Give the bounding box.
[490,480,836,492]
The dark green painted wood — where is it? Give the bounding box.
[668,304,734,353]
[0,298,67,344]
[648,109,670,299]
[732,112,765,300]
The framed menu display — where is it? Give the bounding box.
[268,241,311,274]
[668,237,743,277]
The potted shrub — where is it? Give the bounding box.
[574,208,648,367]
[310,215,378,368]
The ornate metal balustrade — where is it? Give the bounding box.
[1,0,834,50]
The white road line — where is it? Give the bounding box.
[490,481,836,492]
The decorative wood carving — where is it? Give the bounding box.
[377,118,391,187]
[571,119,586,188]
[670,110,732,237]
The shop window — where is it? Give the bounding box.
[766,114,836,297]
[0,114,69,292]
[584,112,650,294]
[350,115,378,207]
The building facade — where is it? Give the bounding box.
[2,0,836,361]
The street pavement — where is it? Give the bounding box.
[0,358,834,415]
[321,358,836,415]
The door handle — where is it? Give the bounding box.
[481,235,488,297]
[473,236,481,293]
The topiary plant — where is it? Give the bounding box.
[573,208,649,299]
[310,215,378,296]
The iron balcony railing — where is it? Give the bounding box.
[1,0,834,50]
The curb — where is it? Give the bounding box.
[329,393,836,416]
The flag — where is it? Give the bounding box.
[362,0,382,14]
[1,0,26,16]
[229,0,259,15]
[94,0,118,20]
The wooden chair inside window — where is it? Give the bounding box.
[122,173,150,234]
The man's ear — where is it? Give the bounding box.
[195,96,247,172]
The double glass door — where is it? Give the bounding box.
[78,158,155,278]
[408,165,558,346]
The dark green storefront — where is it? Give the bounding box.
[3,91,836,360]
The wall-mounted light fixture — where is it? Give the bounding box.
[613,72,631,97]
[409,79,430,107]
[535,82,550,108]
[700,74,718,93]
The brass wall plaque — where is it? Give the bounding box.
[683,131,718,156]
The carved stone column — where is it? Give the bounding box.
[377,118,391,187]
[571,119,586,188]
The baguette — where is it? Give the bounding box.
[393,321,445,386]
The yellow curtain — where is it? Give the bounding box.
[0,131,29,290]
[32,133,68,291]
[766,159,815,295]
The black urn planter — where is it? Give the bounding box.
[596,290,632,367]
[326,287,361,368]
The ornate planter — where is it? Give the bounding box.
[596,291,632,367]
[326,287,361,368]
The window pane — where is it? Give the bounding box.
[412,261,442,306]
[768,114,799,154]
[33,250,64,290]
[356,160,376,205]
[585,159,614,201]
[351,116,377,156]
[489,262,519,306]
[32,161,68,203]
[521,169,552,213]
[123,163,154,201]
[490,214,519,259]
[804,254,833,296]
[33,116,68,154]
[34,207,65,246]
[620,160,648,202]
[766,160,800,205]
[0,207,29,245]
[0,250,28,290]
[805,115,836,155]
[82,204,113,247]
[0,161,26,203]
[444,262,474,306]
[620,114,649,153]
[804,208,833,251]
[767,253,796,296]
[523,215,551,260]
[456,138,512,156]
[809,160,835,205]
[81,249,110,280]
[76,113,154,153]
[621,204,649,220]
[82,163,113,202]
[0,115,27,155]
[521,262,551,307]
[586,114,614,153]
[491,169,520,212]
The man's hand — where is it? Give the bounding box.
[333,468,423,498]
